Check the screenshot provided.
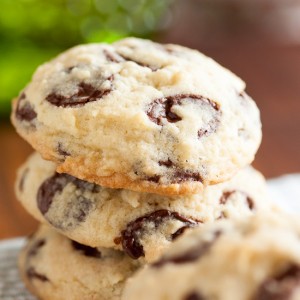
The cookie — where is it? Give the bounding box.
[16,152,271,262]
[19,225,140,300]
[11,37,262,195]
[123,212,300,300]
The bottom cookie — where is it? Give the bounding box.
[19,226,140,300]
[123,211,300,300]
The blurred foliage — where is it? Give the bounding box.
[0,0,173,118]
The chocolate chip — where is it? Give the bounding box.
[71,177,100,193]
[145,168,202,185]
[172,170,202,183]
[103,49,159,70]
[159,159,174,168]
[28,239,46,257]
[153,230,221,268]
[15,93,37,122]
[117,53,159,71]
[103,49,123,63]
[25,239,49,282]
[247,197,254,210]
[46,80,112,107]
[37,173,66,215]
[26,267,49,282]
[171,225,191,240]
[220,190,255,210]
[184,292,205,300]
[146,175,161,183]
[147,94,221,139]
[255,264,300,300]
[37,173,99,216]
[19,168,29,192]
[57,143,70,157]
[71,241,101,258]
[67,196,94,224]
[119,210,200,259]
[147,97,182,125]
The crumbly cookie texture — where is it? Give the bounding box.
[19,225,140,300]
[11,37,261,195]
[123,212,300,300]
[16,152,271,263]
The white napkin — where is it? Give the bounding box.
[267,173,300,213]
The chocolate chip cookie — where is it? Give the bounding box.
[19,225,140,300]
[16,152,271,262]
[123,212,300,300]
[11,37,262,195]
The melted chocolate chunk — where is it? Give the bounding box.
[119,210,200,259]
[57,143,70,157]
[184,292,205,300]
[28,239,46,257]
[46,81,112,107]
[147,175,161,183]
[15,93,37,122]
[171,225,191,240]
[146,167,202,185]
[104,48,159,70]
[26,267,49,282]
[37,173,67,215]
[159,159,174,168]
[103,49,123,63]
[147,97,182,125]
[73,178,100,193]
[19,168,29,192]
[67,196,94,224]
[37,173,99,215]
[71,241,101,258]
[153,230,222,268]
[172,170,202,183]
[255,265,300,300]
[147,94,221,138]
[118,53,159,71]
[220,190,254,210]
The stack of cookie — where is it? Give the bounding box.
[11,38,270,299]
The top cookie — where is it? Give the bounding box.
[11,37,262,195]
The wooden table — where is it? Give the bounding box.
[0,123,37,239]
[1,38,300,240]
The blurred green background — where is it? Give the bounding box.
[0,0,173,118]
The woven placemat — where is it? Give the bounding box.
[0,238,36,299]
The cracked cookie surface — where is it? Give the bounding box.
[11,37,261,195]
